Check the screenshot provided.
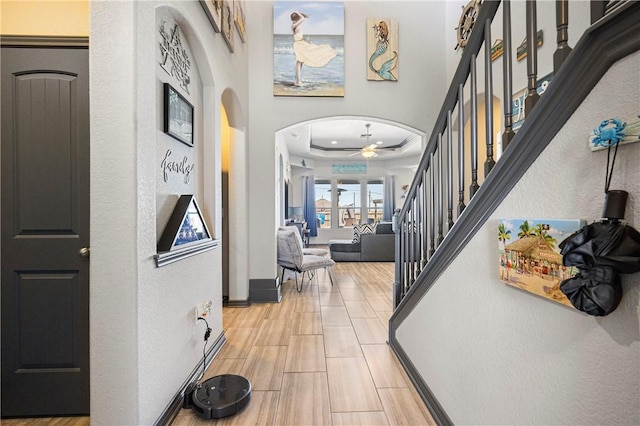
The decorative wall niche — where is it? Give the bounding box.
[155,195,218,267]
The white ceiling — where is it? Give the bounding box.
[280,118,424,162]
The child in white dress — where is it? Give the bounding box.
[290,11,337,86]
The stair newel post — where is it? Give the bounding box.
[429,154,436,258]
[457,83,466,214]
[484,19,496,177]
[446,111,454,231]
[470,55,480,197]
[590,0,607,24]
[554,0,572,72]
[525,0,540,115]
[393,210,402,307]
[502,0,516,151]
[436,134,444,247]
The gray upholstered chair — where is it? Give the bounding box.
[279,226,328,257]
[277,226,335,292]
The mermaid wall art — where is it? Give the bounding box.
[273,1,344,97]
[367,18,398,81]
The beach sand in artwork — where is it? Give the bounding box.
[274,81,344,97]
[500,266,574,308]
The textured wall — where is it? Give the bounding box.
[246,1,448,280]
[397,52,640,424]
[90,1,247,423]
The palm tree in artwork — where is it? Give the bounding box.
[533,223,558,249]
[498,223,511,248]
[518,220,535,238]
[498,222,511,280]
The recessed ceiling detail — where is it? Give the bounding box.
[282,118,423,161]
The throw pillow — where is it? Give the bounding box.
[352,223,376,243]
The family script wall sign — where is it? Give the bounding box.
[161,149,195,184]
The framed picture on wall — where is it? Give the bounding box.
[235,0,247,43]
[367,18,398,81]
[498,218,585,309]
[273,1,344,97]
[200,0,222,33]
[221,0,234,52]
[163,83,194,147]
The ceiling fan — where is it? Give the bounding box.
[350,123,380,158]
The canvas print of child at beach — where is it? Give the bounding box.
[273,1,344,97]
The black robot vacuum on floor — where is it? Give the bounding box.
[185,317,252,419]
[190,374,252,419]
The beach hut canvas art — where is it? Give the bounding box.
[273,1,344,97]
[498,218,585,308]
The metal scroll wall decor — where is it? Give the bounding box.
[159,22,192,94]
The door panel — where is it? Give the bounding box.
[1,46,89,417]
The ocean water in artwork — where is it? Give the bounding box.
[274,34,344,96]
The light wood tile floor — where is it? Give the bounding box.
[173,262,435,426]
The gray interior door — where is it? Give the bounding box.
[1,43,90,417]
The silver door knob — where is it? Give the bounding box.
[78,247,90,258]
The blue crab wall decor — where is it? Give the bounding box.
[589,115,640,151]
[591,118,627,148]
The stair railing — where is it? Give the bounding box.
[390,2,640,423]
[392,0,640,311]
[393,0,502,308]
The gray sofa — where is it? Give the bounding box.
[329,222,395,262]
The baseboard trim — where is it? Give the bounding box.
[389,336,453,426]
[154,331,226,426]
[249,277,281,303]
[225,299,251,307]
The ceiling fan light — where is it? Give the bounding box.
[361,150,376,159]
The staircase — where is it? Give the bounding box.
[389,1,640,424]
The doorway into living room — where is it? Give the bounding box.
[276,116,426,246]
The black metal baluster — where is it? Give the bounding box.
[411,185,424,277]
[470,55,480,197]
[447,110,454,231]
[409,204,415,286]
[525,0,540,115]
[421,170,428,268]
[484,18,495,176]
[502,0,516,151]
[429,153,435,258]
[554,0,572,72]
[437,134,444,247]
[404,214,410,290]
[458,84,466,214]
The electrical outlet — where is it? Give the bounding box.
[194,300,213,323]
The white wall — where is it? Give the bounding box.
[90,1,248,424]
[247,1,448,279]
[396,52,640,425]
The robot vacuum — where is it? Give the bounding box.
[191,374,252,419]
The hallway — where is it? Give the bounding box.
[173,262,435,425]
